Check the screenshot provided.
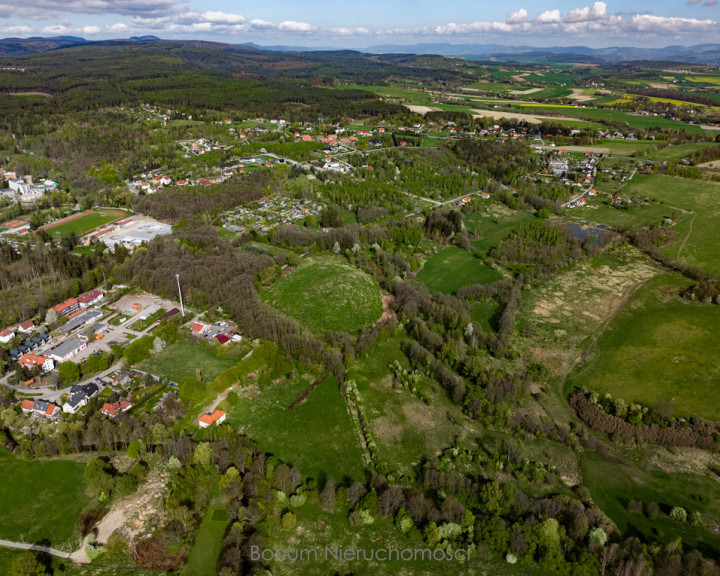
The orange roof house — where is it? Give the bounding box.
[198,410,226,428]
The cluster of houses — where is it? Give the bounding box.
[190,319,242,344]
[222,194,324,235]
[21,398,61,420]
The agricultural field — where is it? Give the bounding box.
[622,175,720,274]
[138,340,238,383]
[41,208,130,239]
[417,246,503,294]
[581,450,720,555]
[566,273,720,420]
[465,207,537,253]
[221,375,365,481]
[263,256,382,335]
[0,448,88,550]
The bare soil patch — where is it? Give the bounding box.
[404,105,434,115]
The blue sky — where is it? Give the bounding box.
[0,1,718,47]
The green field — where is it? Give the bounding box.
[417,246,503,294]
[622,175,720,274]
[465,208,537,253]
[264,256,382,335]
[221,375,365,481]
[505,103,704,133]
[341,84,432,102]
[574,201,678,230]
[0,448,88,550]
[581,451,720,555]
[138,340,237,382]
[44,209,129,239]
[566,273,720,419]
[182,505,227,576]
[346,338,472,474]
[644,142,716,162]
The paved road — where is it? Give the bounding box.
[0,538,73,559]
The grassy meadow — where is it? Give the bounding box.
[263,256,382,335]
[622,175,720,274]
[138,340,238,382]
[566,273,720,419]
[417,246,503,294]
[0,448,88,550]
[221,374,365,482]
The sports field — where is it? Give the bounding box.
[41,208,130,239]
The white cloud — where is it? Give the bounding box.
[278,21,315,33]
[536,9,562,24]
[506,9,529,25]
[200,11,245,25]
[0,0,180,20]
[330,27,371,36]
[5,2,720,44]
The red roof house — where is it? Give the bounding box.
[198,410,226,428]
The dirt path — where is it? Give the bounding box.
[676,212,696,260]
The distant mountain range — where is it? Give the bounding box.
[0,36,719,65]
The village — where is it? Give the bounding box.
[0,283,242,429]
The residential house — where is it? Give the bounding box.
[18,320,34,334]
[63,382,101,413]
[198,410,226,428]
[190,321,211,336]
[19,354,54,373]
[101,401,132,418]
[0,328,14,344]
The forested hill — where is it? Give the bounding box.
[0,40,473,116]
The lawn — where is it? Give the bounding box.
[0,448,88,550]
[622,175,720,274]
[138,340,237,383]
[182,505,227,576]
[43,209,129,239]
[417,246,503,294]
[566,273,720,419]
[581,450,720,556]
[465,208,537,253]
[263,256,382,335]
[221,374,366,482]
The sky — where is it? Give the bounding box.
[1,0,719,48]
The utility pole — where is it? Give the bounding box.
[176,273,185,317]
